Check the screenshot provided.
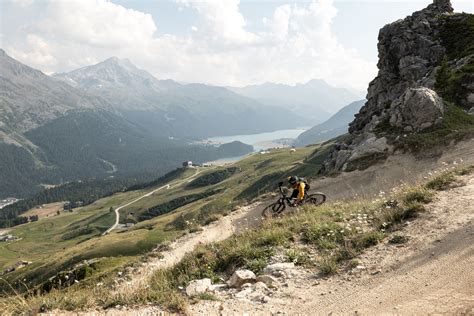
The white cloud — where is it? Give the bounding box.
[177,0,259,47]
[4,0,377,92]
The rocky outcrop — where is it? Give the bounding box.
[321,0,472,173]
[349,0,453,134]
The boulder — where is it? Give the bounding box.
[185,278,212,296]
[468,107,474,116]
[390,87,445,132]
[228,269,256,288]
[347,136,391,162]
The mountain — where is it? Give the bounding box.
[0,52,254,198]
[295,100,365,146]
[0,49,109,135]
[53,57,176,110]
[322,0,474,173]
[55,58,311,138]
[228,79,360,123]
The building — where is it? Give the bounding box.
[182,161,193,168]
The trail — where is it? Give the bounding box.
[114,203,260,296]
[102,168,205,235]
[191,173,474,315]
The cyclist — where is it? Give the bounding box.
[287,176,309,206]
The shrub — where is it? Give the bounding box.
[318,256,338,275]
[426,172,457,191]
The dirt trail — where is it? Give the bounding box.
[114,203,260,296]
[190,173,474,315]
[103,168,205,235]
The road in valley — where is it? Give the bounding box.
[102,168,206,235]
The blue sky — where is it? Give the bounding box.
[1,0,472,91]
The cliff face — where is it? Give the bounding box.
[350,0,452,134]
[321,0,474,173]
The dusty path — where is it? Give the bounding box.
[190,173,474,315]
[114,203,260,296]
[103,168,206,235]
[240,139,474,231]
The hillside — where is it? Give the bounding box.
[0,144,330,299]
[228,79,361,123]
[0,49,109,134]
[295,100,365,146]
[1,139,472,314]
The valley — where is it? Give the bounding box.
[0,145,324,294]
[0,0,473,314]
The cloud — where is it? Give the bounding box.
[3,0,377,92]
[177,0,259,47]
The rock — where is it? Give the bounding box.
[319,0,473,174]
[234,287,253,299]
[208,283,227,293]
[252,281,269,292]
[263,262,295,277]
[390,87,445,132]
[256,275,278,287]
[347,136,391,162]
[228,269,256,288]
[185,278,212,296]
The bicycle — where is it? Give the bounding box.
[261,181,326,218]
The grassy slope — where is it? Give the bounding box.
[0,145,329,296]
[4,164,471,314]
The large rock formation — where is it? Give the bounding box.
[322,0,473,173]
[349,0,452,134]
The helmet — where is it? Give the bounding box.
[288,176,298,185]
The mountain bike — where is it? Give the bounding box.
[261,182,326,218]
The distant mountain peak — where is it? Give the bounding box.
[101,56,136,70]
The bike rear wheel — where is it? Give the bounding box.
[306,193,326,206]
[262,202,286,218]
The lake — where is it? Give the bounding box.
[206,127,308,152]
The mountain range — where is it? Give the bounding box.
[295,100,365,146]
[0,50,360,198]
[228,79,361,123]
[53,57,311,138]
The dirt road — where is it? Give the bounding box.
[103,168,205,235]
[190,173,474,315]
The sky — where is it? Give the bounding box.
[1,0,473,92]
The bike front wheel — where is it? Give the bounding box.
[306,193,327,206]
[262,202,286,218]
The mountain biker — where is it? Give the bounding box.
[287,176,308,206]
